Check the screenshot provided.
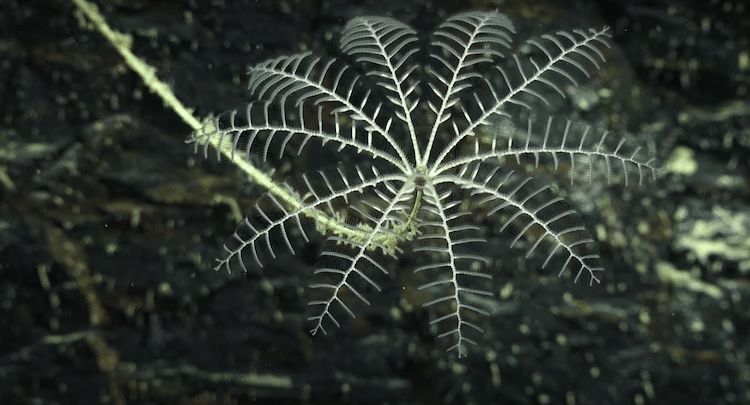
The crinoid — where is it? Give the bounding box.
[189,10,658,356]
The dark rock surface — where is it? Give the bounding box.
[1,0,748,404]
